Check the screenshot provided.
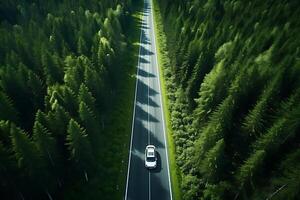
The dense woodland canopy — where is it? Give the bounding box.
[155,0,300,199]
[0,0,136,199]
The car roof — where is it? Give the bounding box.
[146,145,156,157]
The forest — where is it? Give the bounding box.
[154,0,300,199]
[0,0,140,199]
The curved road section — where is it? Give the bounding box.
[125,0,172,199]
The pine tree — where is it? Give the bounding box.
[78,102,100,151]
[10,123,47,194]
[200,139,226,183]
[62,86,78,117]
[237,101,300,197]
[41,51,64,85]
[0,64,35,129]
[194,96,234,163]
[236,150,265,191]
[32,121,56,167]
[10,124,38,170]
[0,120,11,146]
[66,119,94,181]
[64,56,85,93]
[0,141,10,176]
[0,91,19,123]
[78,83,97,113]
[0,140,19,198]
[77,36,88,55]
[32,121,58,192]
[242,70,283,139]
[193,59,227,128]
[0,120,19,196]
[47,104,70,138]
[97,36,114,68]
[27,71,45,109]
[84,66,105,107]
[48,89,64,111]
[266,150,300,200]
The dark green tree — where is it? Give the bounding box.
[0,91,19,123]
[78,83,97,113]
[41,51,64,85]
[66,119,94,181]
[78,102,100,151]
[77,36,88,55]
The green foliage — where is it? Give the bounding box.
[201,182,231,200]
[237,150,265,189]
[47,103,71,137]
[66,119,94,180]
[155,0,300,199]
[78,83,97,113]
[10,123,49,196]
[181,174,200,200]
[200,139,226,182]
[254,102,300,155]
[266,150,300,200]
[42,51,64,85]
[32,121,58,168]
[0,121,11,146]
[193,59,227,127]
[84,66,105,107]
[77,36,88,56]
[0,91,19,123]
[10,124,40,173]
[79,102,101,152]
[64,56,85,93]
[0,0,137,198]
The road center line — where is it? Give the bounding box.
[147,4,152,200]
[149,172,151,200]
[147,6,150,146]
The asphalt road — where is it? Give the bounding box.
[124,0,173,199]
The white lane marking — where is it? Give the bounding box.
[124,0,146,199]
[149,172,151,200]
[147,12,150,145]
[150,0,173,199]
[147,4,152,200]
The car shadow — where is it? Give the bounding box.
[150,151,162,173]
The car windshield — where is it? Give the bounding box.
[146,157,156,162]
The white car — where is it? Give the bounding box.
[145,145,157,169]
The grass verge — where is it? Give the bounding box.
[152,0,182,199]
